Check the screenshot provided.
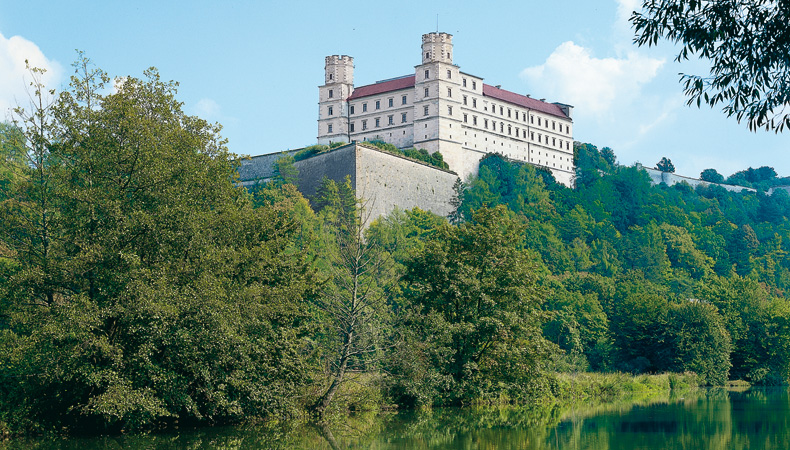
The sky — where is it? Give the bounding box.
[0,0,787,179]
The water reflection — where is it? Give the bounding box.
[3,388,790,449]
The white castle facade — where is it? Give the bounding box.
[317,32,575,187]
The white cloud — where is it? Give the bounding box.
[192,98,221,120]
[520,41,664,118]
[0,32,62,121]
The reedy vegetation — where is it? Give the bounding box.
[1,60,789,435]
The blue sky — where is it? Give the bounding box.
[1,0,787,179]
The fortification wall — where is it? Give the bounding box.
[294,144,357,198]
[638,164,756,193]
[354,145,457,222]
[288,143,457,222]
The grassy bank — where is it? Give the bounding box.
[550,372,701,405]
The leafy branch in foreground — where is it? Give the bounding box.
[631,0,790,131]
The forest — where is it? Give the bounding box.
[2,60,790,435]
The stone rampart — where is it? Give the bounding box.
[637,164,756,193]
[237,143,458,223]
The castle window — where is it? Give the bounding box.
[515,127,519,136]
[328,124,333,133]
[350,123,355,132]
[329,74,333,81]
[375,118,380,127]
[424,105,429,116]
[447,69,451,79]
[402,95,407,105]
[463,78,467,87]
[500,123,504,132]
[522,112,526,121]
[402,112,407,123]
[424,87,429,98]
[472,98,477,108]
[552,121,556,130]
[508,125,512,135]
[566,142,570,150]
[350,105,355,115]
[538,117,542,126]
[472,81,477,90]
[363,103,367,112]
[448,106,453,115]
[362,120,367,130]
[538,134,542,143]
[425,52,430,59]
[447,88,452,97]
[552,137,556,146]
[463,95,467,105]
[425,69,429,79]
[508,108,511,118]
[388,115,394,125]
[375,100,380,110]
[523,130,527,138]
[530,132,534,140]
[328,106,333,116]
[328,89,333,98]
[500,106,504,115]
[530,115,534,124]
[388,98,393,108]
[463,113,468,123]
[484,119,488,128]
[491,103,495,112]
[473,116,478,125]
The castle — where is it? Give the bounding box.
[317,32,575,187]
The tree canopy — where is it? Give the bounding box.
[631,0,790,131]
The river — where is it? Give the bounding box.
[3,387,789,449]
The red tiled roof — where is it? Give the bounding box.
[347,75,415,100]
[483,84,569,119]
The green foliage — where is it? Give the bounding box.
[393,206,556,406]
[656,157,675,173]
[700,168,725,184]
[668,300,732,385]
[453,146,790,385]
[0,57,316,433]
[366,140,450,170]
[293,142,346,162]
[632,0,790,131]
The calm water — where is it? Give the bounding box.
[3,388,790,449]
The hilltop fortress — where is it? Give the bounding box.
[240,32,575,220]
[318,32,575,187]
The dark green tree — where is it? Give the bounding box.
[396,206,555,405]
[657,157,675,173]
[700,169,724,184]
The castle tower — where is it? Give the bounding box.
[318,55,354,145]
[413,33,464,170]
[421,32,453,65]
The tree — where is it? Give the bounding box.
[669,300,732,385]
[657,157,675,173]
[1,57,316,432]
[700,168,724,184]
[396,206,555,405]
[631,0,790,131]
[310,178,394,419]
